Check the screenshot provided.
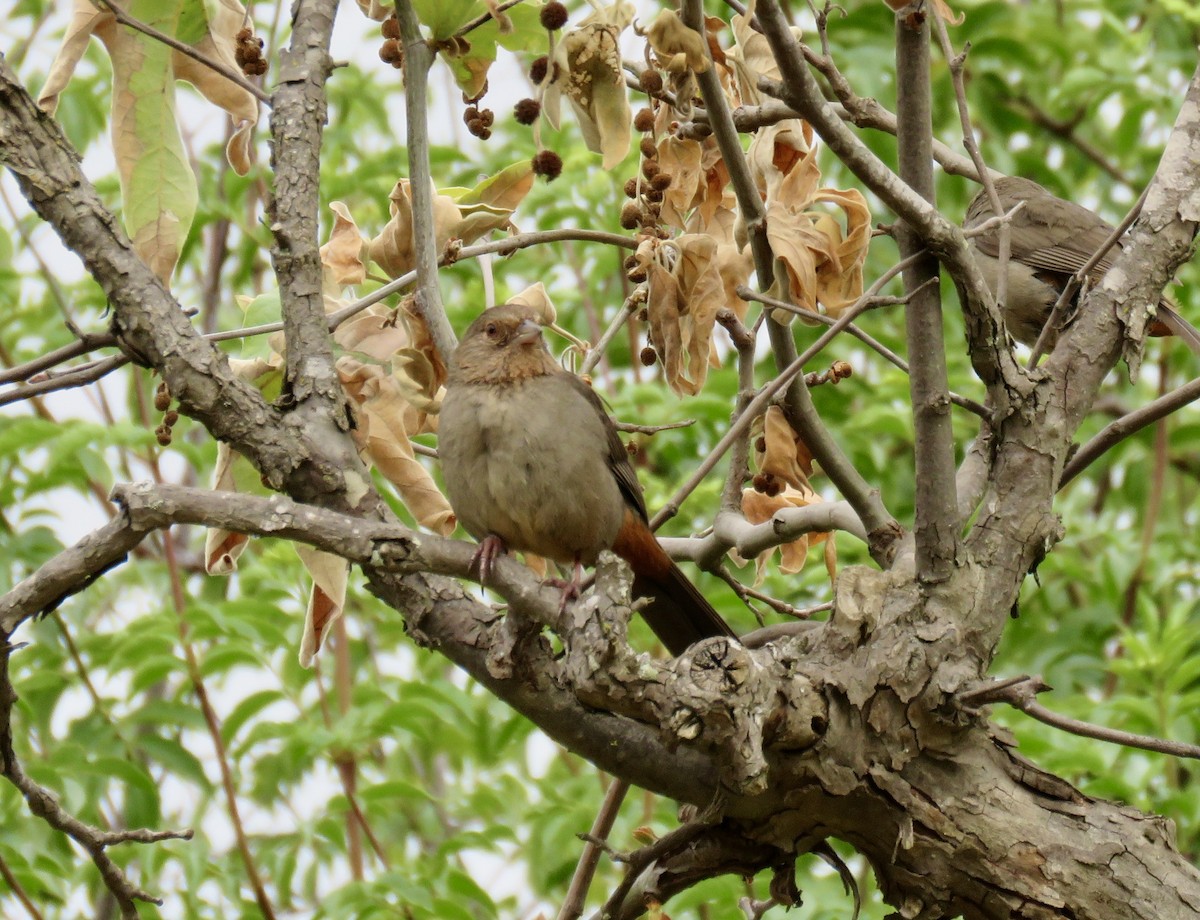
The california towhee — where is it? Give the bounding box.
[964,176,1200,353]
[438,304,735,655]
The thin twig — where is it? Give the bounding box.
[396,0,456,365]
[557,778,630,920]
[94,0,270,105]
[0,847,44,920]
[0,640,191,919]
[1059,374,1200,489]
[963,675,1200,760]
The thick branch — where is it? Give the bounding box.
[894,10,957,582]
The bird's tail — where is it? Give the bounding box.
[1151,302,1200,355]
[633,562,736,657]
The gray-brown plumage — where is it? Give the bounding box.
[963,176,1200,352]
[438,303,735,655]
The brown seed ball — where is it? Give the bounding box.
[633,108,655,133]
[639,70,664,94]
[619,202,642,230]
[532,150,563,180]
[379,39,402,64]
[154,391,171,412]
[164,410,180,427]
[643,187,664,204]
[514,98,540,124]
[639,137,657,159]
[237,27,253,42]
[755,436,767,453]
[624,177,640,199]
[641,158,659,180]
[235,46,249,67]
[467,117,485,135]
[478,126,492,140]
[640,346,658,366]
[479,108,494,127]
[249,59,269,76]
[832,359,853,380]
[529,56,549,84]
[650,171,672,191]
[752,472,769,493]
[540,1,569,31]
[155,424,173,447]
[623,254,638,270]
[628,265,649,283]
[381,16,400,39]
[463,105,479,124]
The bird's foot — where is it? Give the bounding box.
[470,534,507,583]
[546,559,586,613]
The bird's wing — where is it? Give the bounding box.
[561,372,649,521]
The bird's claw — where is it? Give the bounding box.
[471,534,507,583]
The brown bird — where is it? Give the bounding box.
[438,304,735,655]
[963,176,1200,353]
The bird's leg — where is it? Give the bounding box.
[470,534,508,583]
[547,555,586,612]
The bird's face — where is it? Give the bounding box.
[450,305,556,385]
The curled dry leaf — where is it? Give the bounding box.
[639,235,725,396]
[548,0,635,169]
[646,9,711,74]
[740,486,834,583]
[296,546,349,668]
[321,202,368,290]
[203,357,280,575]
[728,12,800,107]
[507,282,558,325]
[750,122,871,318]
[755,405,814,491]
[355,0,392,19]
[369,179,464,280]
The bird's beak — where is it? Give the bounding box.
[513,318,543,346]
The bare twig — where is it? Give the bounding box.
[94,0,270,105]
[0,848,44,919]
[961,675,1200,760]
[557,779,630,920]
[396,0,457,365]
[896,8,957,583]
[1059,374,1200,489]
[0,640,192,919]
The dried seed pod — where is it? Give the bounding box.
[640,346,658,366]
[164,410,180,427]
[641,159,659,180]
[627,265,649,283]
[639,69,664,94]
[379,38,402,64]
[381,16,400,39]
[540,1,569,31]
[529,56,549,84]
[154,383,171,412]
[514,98,541,124]
[532,150,563,180]
[619,202,642,230]
[649,171,672,191]
[639,136,657,159]
[624,177,640,199]
[155,424,173,447]
[633,108,655,133]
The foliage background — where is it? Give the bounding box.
[1,0,1199,917]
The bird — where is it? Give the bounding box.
[437,303,736,656]
[962,175,1200,353]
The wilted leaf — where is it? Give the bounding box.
[740,486,832,583]
[368,179,464,280]
[296,547,348,668]
[321,202,367,289]
[338,357,455,536]
[756,405,814,491]
[39,0,259,281]
[507,282,557,325]
[550,0,635,169]
[646,9,710,74]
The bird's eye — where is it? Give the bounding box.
[485,322,499,339]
